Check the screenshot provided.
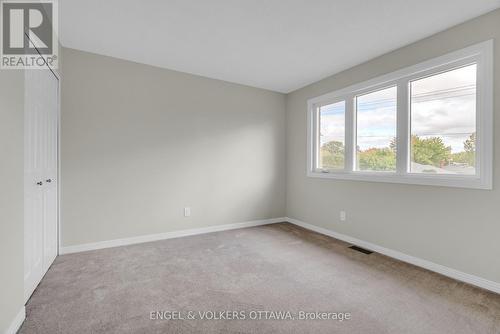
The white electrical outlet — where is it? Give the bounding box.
[340,210,346,222]
[184,207,191,217]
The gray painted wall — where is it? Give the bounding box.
[0,71,24,332]
[61,48,286,247]
[286,9,500,283]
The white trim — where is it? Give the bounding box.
[306,171,489,189]
[286,217,500,295]
[396,78,409,175]
[57,216,500,294]
[4,307,25,334]
[59,218,286,255]
[345,99,355,171]
[56,66,62,257]
[307,40,494,189]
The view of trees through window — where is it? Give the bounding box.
[318,64,477,174]
[356,86,397,171]
[410,64,476,175]
[319,101,345,170]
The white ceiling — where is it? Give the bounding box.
[60,0,500,93]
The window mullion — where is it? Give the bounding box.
[396,80,409,175]
[313,105,320,171]
[345,96,355,172]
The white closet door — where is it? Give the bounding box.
[42,69,58,274]
[24,68,59,302]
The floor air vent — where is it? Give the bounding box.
[349,245,373,254]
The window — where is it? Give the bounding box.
[307,41,493,189]
[318,101,345,170]
[410,64,476,175]
[355,86,397,172]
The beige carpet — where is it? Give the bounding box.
[20,223,500,334]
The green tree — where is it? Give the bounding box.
[322,141,344,156]
[451,151,473,166]
[464,132,475,153]
[451,132,475,166]
[320,141,344,169]
[358,148,396,171]
[389,137,397,153]
[411,135,451,167]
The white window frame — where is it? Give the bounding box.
[307,40,493,189]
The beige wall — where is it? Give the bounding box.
[61,48,286,247]
[0,71,24,332]
[286,9,500,283]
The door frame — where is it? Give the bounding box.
[54,66,61,257]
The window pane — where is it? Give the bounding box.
[410,64,476,175]
[319,101,345,170]
[356,86,397,171]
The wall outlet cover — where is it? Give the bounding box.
[340,211,346,222]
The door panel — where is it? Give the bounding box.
[43,68,58,272]
[24,68,59,302]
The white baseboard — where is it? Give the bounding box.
[286,217,500,295]
[60,217,286,255]
[58,216,500,294]
[4,306,25,334]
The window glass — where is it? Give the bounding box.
[319,101,345,170]
[356,86,397,171]
[410,64,477,175]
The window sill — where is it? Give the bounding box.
[307,170,492,190]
